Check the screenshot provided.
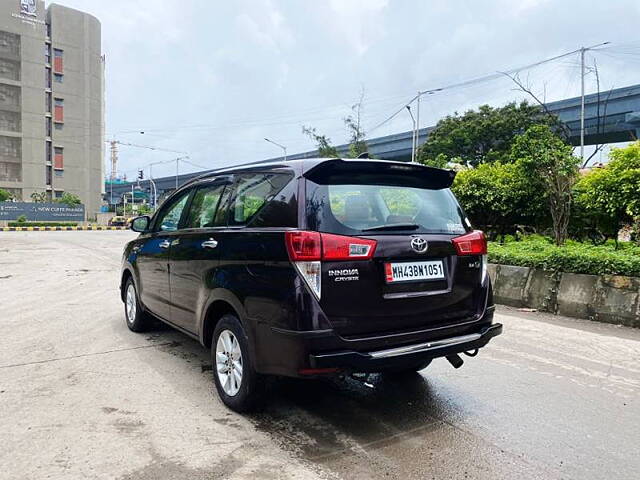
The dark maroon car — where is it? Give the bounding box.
[121,158,502,411]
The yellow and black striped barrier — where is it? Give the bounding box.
[1,226,129,231]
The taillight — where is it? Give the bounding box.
[285,231,321,261]
[321,233,376,260]
[285,231,377,300]
[452,230,487,256]
[285,231,377,261]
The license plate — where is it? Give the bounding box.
[385,260,445,283]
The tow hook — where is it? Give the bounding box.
[446,353,464,369]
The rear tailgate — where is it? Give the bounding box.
[303,159,486,337]
[320,234,483,336]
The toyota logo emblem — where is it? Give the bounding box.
[410,236,428,254]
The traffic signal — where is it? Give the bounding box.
[138,169,143,180]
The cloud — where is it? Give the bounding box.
[46,0,640,177]
[327,0,388,55]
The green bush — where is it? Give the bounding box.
[488,235,640,277]
[8,221,78,227]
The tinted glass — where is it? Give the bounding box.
[156,191,190,231]
[228,172,293,226]
[249,177,297,228]
[184,184,225,228]
[306,179,468,235]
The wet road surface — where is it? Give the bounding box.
[0,231,638,479]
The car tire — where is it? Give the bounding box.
[212,314,264,412]
[123,277,152,332]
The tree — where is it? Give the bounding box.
[30,191,47,203]
[54,192,82,207]
[510,125,580,245]
[573,141,640,245]
[417,101,553,167]
[301,126,339,158]
[344,88,368,158]
[0,188,11,202]
[503,62,614,168]
[302,89,370,159]
[452,162,546,240]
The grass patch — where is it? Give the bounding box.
[488,235,640,277]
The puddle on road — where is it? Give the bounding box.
[250,373,452,461]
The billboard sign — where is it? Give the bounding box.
[20,0,37,17]
[0,202,85,221]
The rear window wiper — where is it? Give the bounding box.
[362,223,420,232]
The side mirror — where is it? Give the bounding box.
[131,215,150,233]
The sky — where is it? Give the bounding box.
[50,0,640,179]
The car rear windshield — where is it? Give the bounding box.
[305,178,469,236]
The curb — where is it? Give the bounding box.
[0,226,129,231]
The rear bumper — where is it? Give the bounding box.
[256,305,501,376]
[309,323,502,372]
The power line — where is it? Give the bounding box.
[367,43,611,135]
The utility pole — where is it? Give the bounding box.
[175,157,179,190]
[415,93,421,160]
[405,105,417,163]
[580,46,586,161]
[578,42,610,162]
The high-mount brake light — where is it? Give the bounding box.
[452,230,487,256]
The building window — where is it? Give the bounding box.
[45,67,51,88]
[54,98,64,123]
[53,49,63,74]
[54,147,63,170]
[46,140,52,163]
[46,23,51,38]
[54,190,64,199]
[55,169,63,177]
[45,44,51,64]
[46,165,52,185]
[53,73,63,83]
[46,92,52,112]
[46,117,52,137]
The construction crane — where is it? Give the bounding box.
[106,138,187,181]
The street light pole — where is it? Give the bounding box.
[264,138,287,161]
[149,163,156,210]
[405,105,417,163]
[415,93,421,160]
[580,46,586,161]
[149,178,157,211]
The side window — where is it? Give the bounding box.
[228,172,293,226]
[156,191,190,232]
[184,184,226,229]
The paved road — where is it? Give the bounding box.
[0,231,638,480]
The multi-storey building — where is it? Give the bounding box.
[0,0,104,218]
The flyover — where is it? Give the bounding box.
[107,83,640,203]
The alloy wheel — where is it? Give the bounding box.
[125,283,137,323]
[215,330,243,396]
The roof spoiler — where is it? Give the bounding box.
[303,159,456,189]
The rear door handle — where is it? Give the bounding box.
[159,240,170,249]
[201,238,218,249]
